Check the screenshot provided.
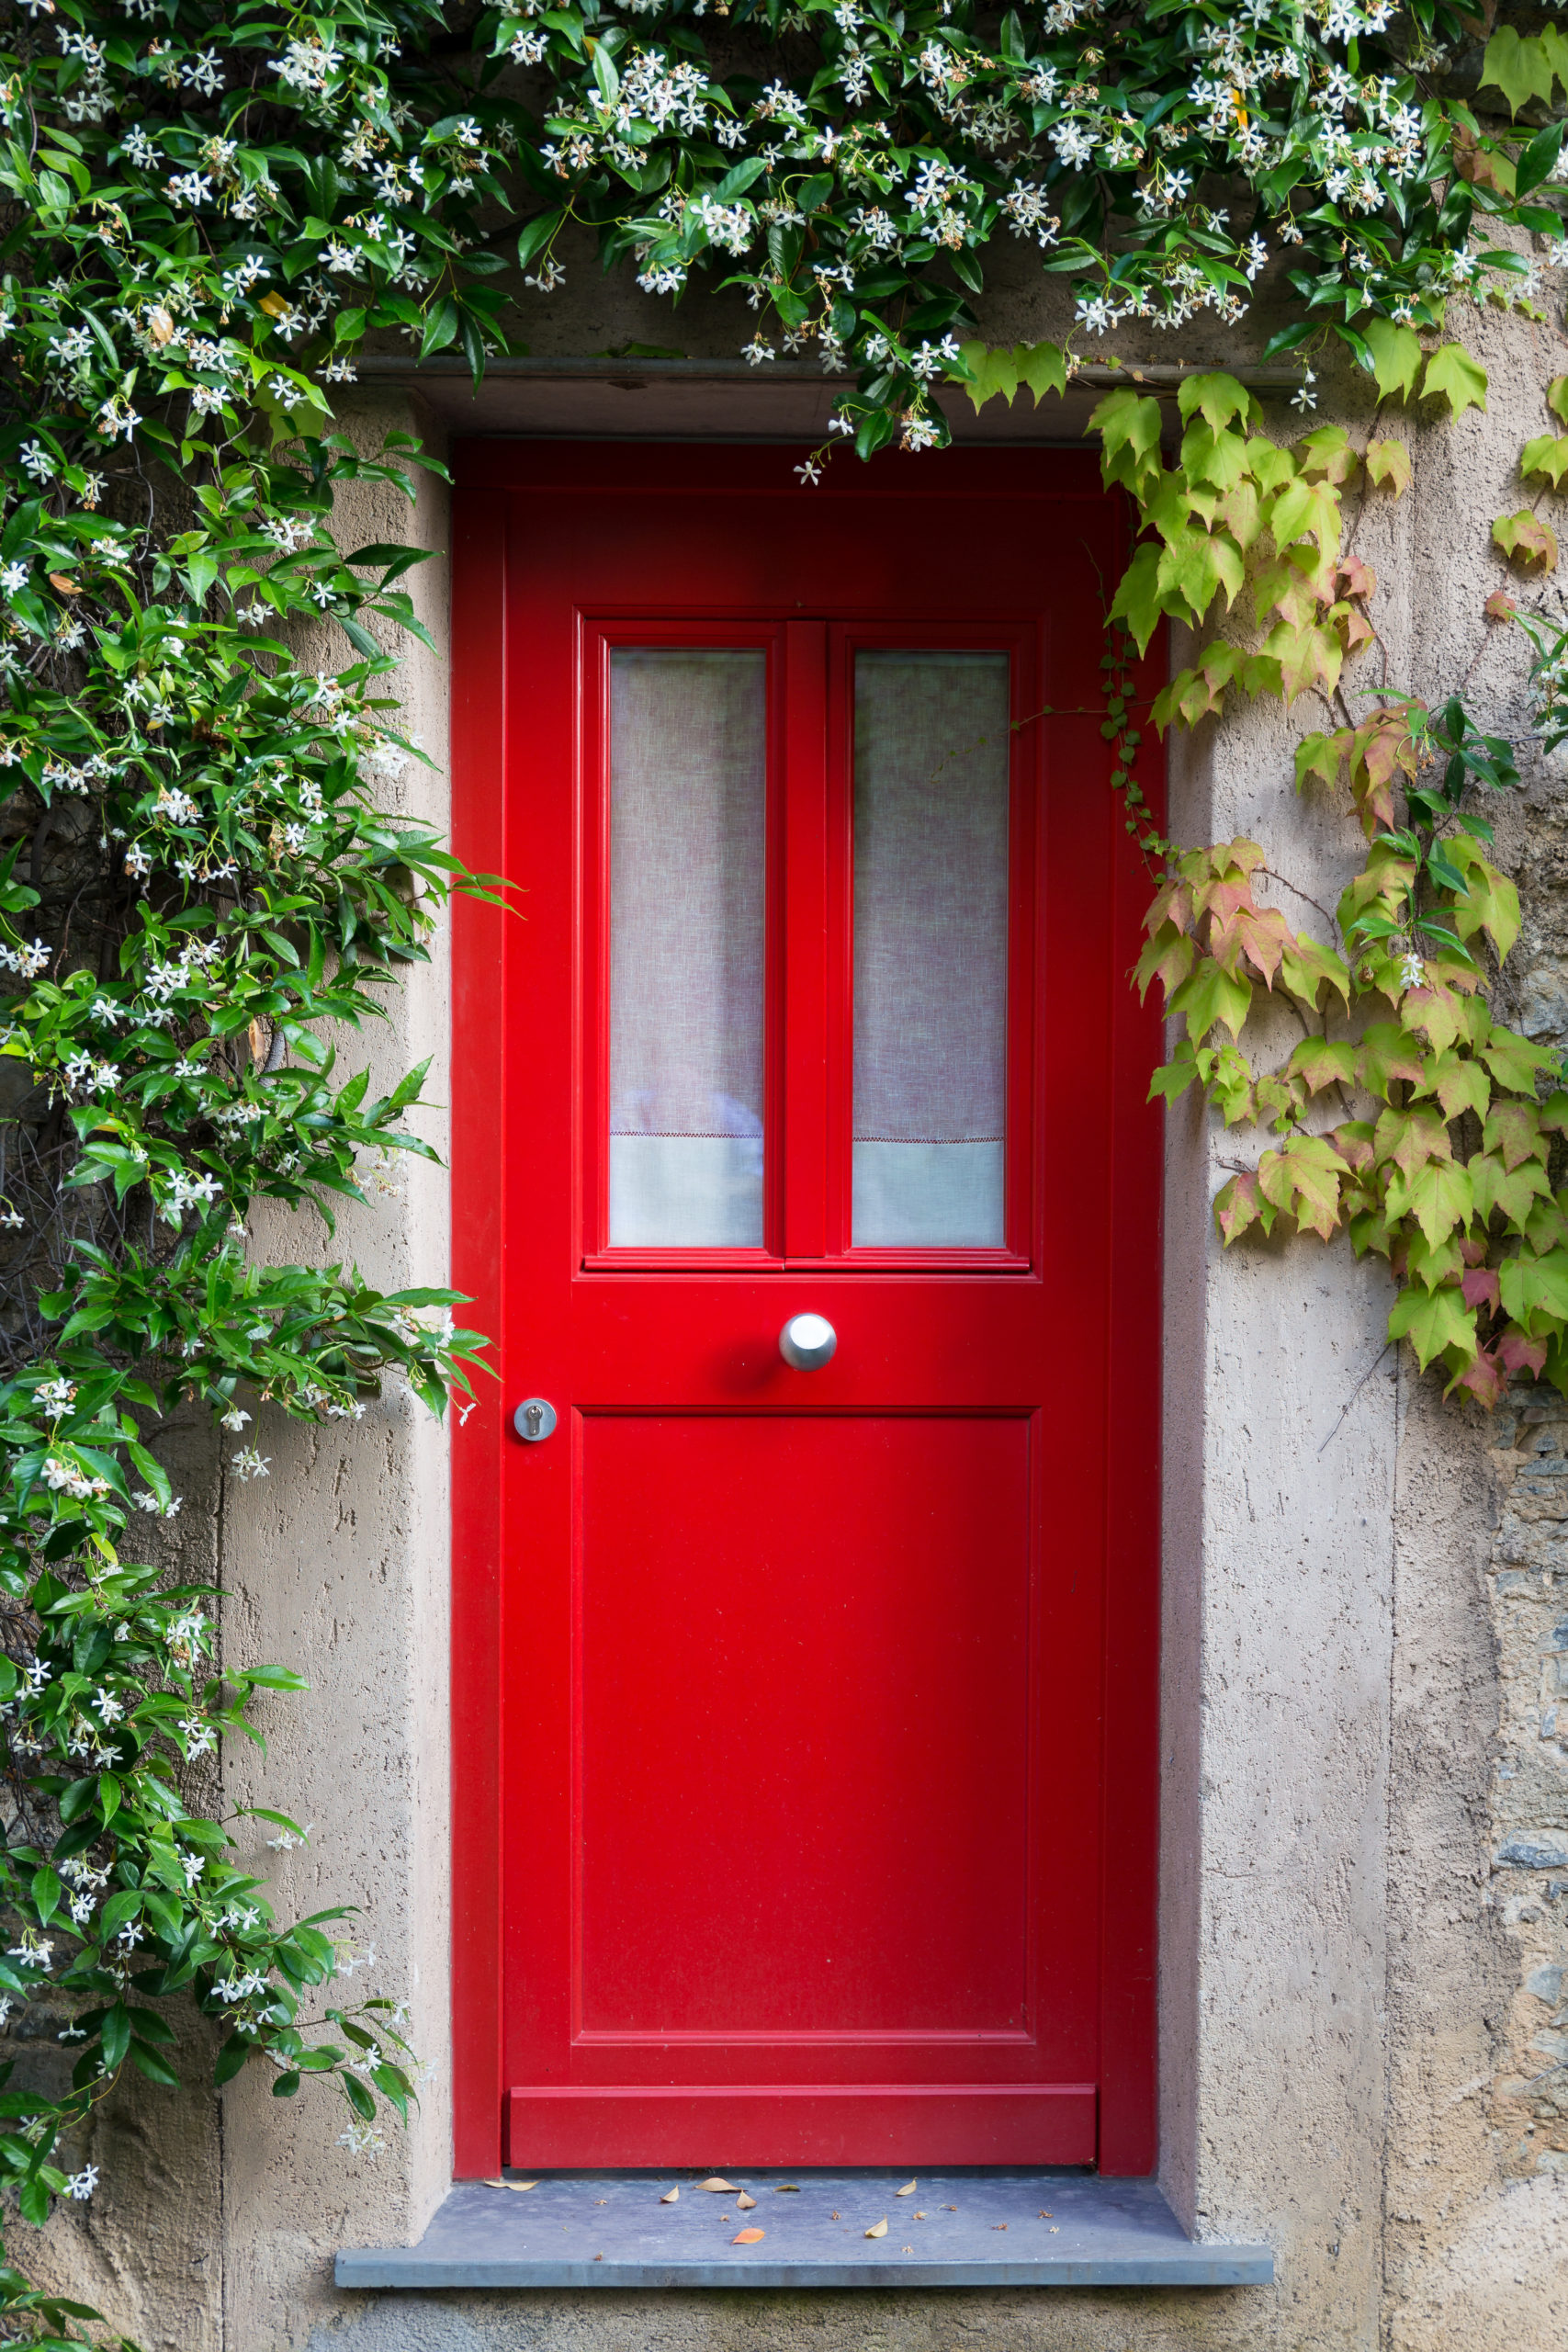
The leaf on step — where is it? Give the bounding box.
[866,2218,888,2238]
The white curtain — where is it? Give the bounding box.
[852,652,1010,1248]
[608,649,766,1247]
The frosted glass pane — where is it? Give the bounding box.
[609,649,766,1248]
[852,651,1010,1248]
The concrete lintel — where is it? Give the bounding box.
[334,2171,1275,2291]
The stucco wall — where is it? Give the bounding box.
[22,258,1568,2347]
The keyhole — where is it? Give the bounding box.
[525,1405,544,1439]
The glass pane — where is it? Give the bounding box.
[608,648,766,1248]
[852,651,1010,1248]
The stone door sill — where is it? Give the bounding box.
[335,2169,1274,2290]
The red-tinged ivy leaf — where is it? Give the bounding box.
[1257,1132,1347,1239]
[1265,619,1343,707]
[1256,1073,1306,1132]
[1450,1346,1506,1408]
[1356,1023,1427,1101]
[1469,1151,1551,1230]
[1215,479,1263,553]
[1497,1326,1550,1375]
[1287,1036,1357,1093]
[1525,1194,1568,1252]
[1251,555,1320,633]
[1294,424,1358,486]
[1415,1048,1490,1123]
[1336,603,1376,655]
[1422,343,1489,421]
[1204,885,1292,985]
[1481,1028,1557,1092]
[1363,437,1412,496]
[1167,956,1252,1045]
[1492,510,1559,572]
[1462,1266,1502,1312]
[1499,1246,1568,1331]
[1520,433,1568,489]
[1134,922,1195,1001]
[1482,1099,1547,1169]
[1337,554,1377,602]
[1152,665,1227,733]
[1294,730,1348,792]
[1400,980,1468,1055]
[1145,874,1195,936]
[1213,1169,1273,1245]
[1388,1280,1476,1369]
[1373,1102,1451,1179]
[1331,1119,1377,1172]
[1484,590,1518,622]
[1386,1156,1475,1250]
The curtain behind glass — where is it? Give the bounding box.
[608,649,766,1247]
[852,651,1010,1247]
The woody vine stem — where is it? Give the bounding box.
[1,0,1567,2341]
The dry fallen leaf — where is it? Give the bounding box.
[593,2198,607,2206]
[482,2178,503,2188]
[732,2227,764,2244]
[660,2188,680,2204]
[830,2211,840,2221]
[593,2252,603,2262]
[902,2245,913,2254]
[992,2222,1008,2232]
[1049,2226,1059,2234]
[503,2181,537,2193]
[49,575,80,596]
[896,2179,917,2196]
[914,2211,926,2221]
[945,2204,957,2211]
[865,2219,888,2239]
[774,2184,800,2192]
[1039,2210,1053,2219]
[736,2192,757,2210]
[699,2177,738,2192]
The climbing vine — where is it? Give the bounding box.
[0,0,1566,2342]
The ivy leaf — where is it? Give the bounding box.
[1359,321,1422,401]
[1363,439,1412,498]
[1386,1157,1474,1250]
[1279,933,1352,1012]
[1106,541,1165,654]
[1422,345,1488,422]
[1166,956,1252,1045]
[1481,1028,1556,1092]
[1175,371,1258,435]
[1089,389,1163,495]
[1483,1100,1546,1169]
[1214,1169,1274,1244]
[1519,435,1568,489]
[1493,511,1559,572]
[1499,1246,1568,1330]
[1480,26,1568,117]
[1257,1133,1348,1240]
[1373,1102,1451,1179]
[1471,1152,1551,1229]
[1286,1037,1356,1094]
[1387,1282,1476,1369]
[958,341,1019,412]
[1015,341,1066,402]
[1415,1048,1490,1122]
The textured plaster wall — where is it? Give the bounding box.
[24,262,1568,2348]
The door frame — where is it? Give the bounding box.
[448,439,1165,2181]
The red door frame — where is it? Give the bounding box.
[448,440,1165,2181]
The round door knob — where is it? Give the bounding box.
[780,1313,837,1371]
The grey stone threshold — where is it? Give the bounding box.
[335,2169,1274,2290]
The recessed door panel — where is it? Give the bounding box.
[578,1412,1031,2038]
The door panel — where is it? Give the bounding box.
[578,1412,1031,2037]
[451,441,1163,2179]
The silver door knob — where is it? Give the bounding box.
[780,1314,837,1371]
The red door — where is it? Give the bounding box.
[451,444,1161,2177]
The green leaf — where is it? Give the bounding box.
[1360,319,1423,402]
[1387,1282,1476,1369]
[1422,345,1488,422]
